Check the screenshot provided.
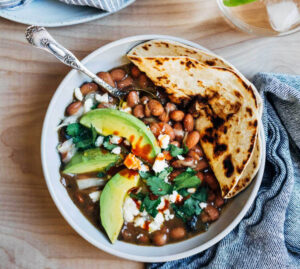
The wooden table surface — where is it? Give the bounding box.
[0,0,299,268]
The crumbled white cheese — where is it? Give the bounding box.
[77,178,105,190]
[134,216,146,229]
[140,164,150,172]
[84,98,94,113]
[110,135,122,144]
[152,153,168,173]
[74,87,83,101]
[111,146,121,155]
[95,93,109,103]
[119,102,132,114]
[164,209,174,221]
[89,191,101,203]
[177,155,185,160]
[149,212,164,233]
[168,190,183,203]
[187,188,196,194]
[123,197,140,222]
[57,139,77,163]
[157,198,166,210]
[199,202,208,209]
[158,134,170,149]
[95,136,104,147]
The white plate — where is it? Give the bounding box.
[0,0,135,27]
[41,35,266,262]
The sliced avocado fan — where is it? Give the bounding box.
[80,109,161,163]
[100,169,140,243]
[63,148,120,174]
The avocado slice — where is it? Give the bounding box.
[80,109,160,163]
[63,148,120,174]
[100,169,140,243]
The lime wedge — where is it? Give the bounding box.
[223,0,258,7]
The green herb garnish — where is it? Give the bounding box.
[173,168,201,190]
[140,195,161,218]
[147,176,173,196]
[66,123,97,150]
[167,144,189,157]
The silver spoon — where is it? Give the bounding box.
[25,25,125,98]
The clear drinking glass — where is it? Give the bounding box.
[217,0,300,36]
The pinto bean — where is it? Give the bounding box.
[97,72,115,87]
[66,101,82,115]
[158,122,175,140]
[138,73,149,88]
[172,157,195,168]
[204,173,219,190]
[80,82,98,95]
[131,65,141,78]
[207,190,216,202]
[152,232,167,246]
[165,102,177,113]
[117,76,133,89]
[150,122,161,137]
[97,103,114,109]
[194,159,209,171]
[148,100,164,116]
[140,96,149,104]
[133,104,145,118]
[110,68,126,82]
[214,194,225,208]
[204,205,219,222]
[187,145,204,160]
[158,110,169,122]
[170,227,186,240]
[183,114,194,132]
[121,229,133,241]
[186,131,200,149]
[137,234,150,244]
[174,123,184,141]
[170,110,185,121]
[127,91,139,107]
[144,103,152,117]
[196,171,204,182]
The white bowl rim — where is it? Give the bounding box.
[41,34,266,263]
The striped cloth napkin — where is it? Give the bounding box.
[0,0,131,12]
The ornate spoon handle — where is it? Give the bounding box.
[25,26,125,98]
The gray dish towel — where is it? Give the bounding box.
[0,0,133,12]
[149,73,300,269]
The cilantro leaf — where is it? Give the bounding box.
[192,187,207,202]
[178,188,190,197]
[139,171,153,179]
[171,204,188,222]
[66,123,98,150]
[173,168,201,190]
[147,176,173,196]
[66,123,82,137]
[167,144,189,157]
[130,192,146,201]
[157,167,173,179]
[103,136,117,151]
[140,195,161,218]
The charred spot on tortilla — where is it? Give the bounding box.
[161,42,169,48]
[236,148,240,153]
[234,90,242,99]
[142,45,149,51]
[155,59,163,65]
[180,61,185,65]
[129,56,142,63]
[157,75,168,81]
[214,143,228,157]
[223,154,234,178]
[246,107,253,117]
[253,161,257,168]
[186,60,196,69]
[205,60,216,66]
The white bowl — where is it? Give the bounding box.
[41,35,266,263]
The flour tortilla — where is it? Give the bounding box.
[127,39,262,118]
[128,54,260,197]
[224,129,261,198]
